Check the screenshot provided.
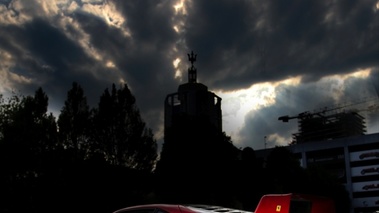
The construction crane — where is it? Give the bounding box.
[279,97,379,123]
[278,97,379,143]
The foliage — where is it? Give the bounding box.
[0,82,159,212]
[58,82,91,159]
[265,146,307,193]
[91,83,157,171]
[0,88,58,175]
[0,83,350,212]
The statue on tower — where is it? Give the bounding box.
[187,50,197,83]
[188,50,197,66]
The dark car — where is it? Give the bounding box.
[113,204,252,213]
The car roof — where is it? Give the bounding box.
[186,204,253,213]
[113,204,254,213]
[113,204,184,213]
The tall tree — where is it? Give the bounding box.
[58,82,91,160]
[0,88,57,175]
[265,146,307,193]
[92,83,157,171]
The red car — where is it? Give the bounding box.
[113,193,336,213]
[113,204,253,213]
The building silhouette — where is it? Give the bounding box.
[159,51,379,212]
[257,106,379,213]
[156,51,238,204]
[164,50,222,132]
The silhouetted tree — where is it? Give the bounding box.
[0,84,160,213]
[236,147,266,211]
[0,88,57,174]
[91,83,157,171]
[265,146,307,193]
[0,88,58,212]
[58,82,91,161]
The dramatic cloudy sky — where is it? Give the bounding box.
[1,0,378,151]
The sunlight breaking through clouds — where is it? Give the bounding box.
[170,0,191,81]
[216,76,302,145]
[172,0,189,34]
[0,0,131,73]
[81,1,129,35]
[173,0,187,15]
[266,133,288,147]
[217,69,375,149]
[0,0,377,156]
[0,1,33,24]
[173,58,182,79]
[106,60,116,68]
[173,58,181,68]
[321,68,372,103]
[0,49,29,94]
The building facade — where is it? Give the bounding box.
[255,132,379,213]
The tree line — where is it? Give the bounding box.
[0,82,350,213]
[0,82,157,212]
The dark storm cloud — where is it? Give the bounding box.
[24,19,86,70]
[0,0,185,142]
[184,0,379,90]
[0,0,378,149]
[184,0,257,88]
[115,1,176,43]
[0,16,118,109]
[91,0,180,128]
[0,0,11,7]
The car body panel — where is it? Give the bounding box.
[113,204,253,213]
[113,193,336,213]
[113,204,191,213]
[254,193,335,213]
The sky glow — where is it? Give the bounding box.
[0,0,378,151]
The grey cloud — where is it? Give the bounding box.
[183,0,379,91]
[0,0,11,7]
[67,1,181,132]
[0,0,378,150]
[115,0,176,43]
[0,15,124,107]
[238,70,379,150]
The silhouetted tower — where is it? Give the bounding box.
[164,51,222,132]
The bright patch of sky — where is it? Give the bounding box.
[217,76,301,146]
[218,69,375,148]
